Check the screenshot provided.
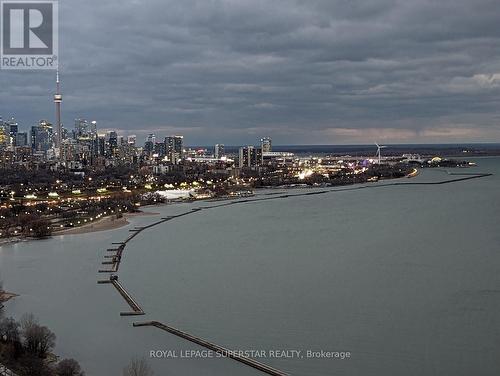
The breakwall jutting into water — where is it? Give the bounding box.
[97,171,491,376]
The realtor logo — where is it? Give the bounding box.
[1,0,58,69]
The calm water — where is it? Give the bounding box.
[1,158,500,376]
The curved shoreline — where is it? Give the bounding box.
[98,170,491,376]
[0,212,160,247]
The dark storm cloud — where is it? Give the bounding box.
[1,0,500,144]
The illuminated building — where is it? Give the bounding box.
[261,137,272,153]
[215,144,225,159]
[31,120,54,153]
[15,132,28,147]
[239,145,262,168]
[165,135,184,163]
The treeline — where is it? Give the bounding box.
[0,203,54,238]
[0,168,84,187]
[0,313,84,376]
[0,194,144,239]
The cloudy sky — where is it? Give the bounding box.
[1,0,500,145]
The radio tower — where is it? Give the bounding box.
[54,69,63,148]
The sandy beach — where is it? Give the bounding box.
[0,211,160,246]
[53,211,159,236]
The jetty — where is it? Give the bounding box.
[101,276,145,316]
[134,321,288,376]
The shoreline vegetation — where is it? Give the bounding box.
[0,311,85,376]
[1,289,146,375]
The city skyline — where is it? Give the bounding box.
[1,0,500,145]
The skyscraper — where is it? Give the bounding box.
[127,135,137,147]
[174,136,183,155]
[144,134,156,154]
[261,137,272,153]
[239,146,262,168]
[6,118,18,147]
[31,121,54,152]
[106,131,118,156]
[215,144,225,159]
[74,119,89,139]
[16,132,28,147]
[0,122,7,149]
[165,135,184,163]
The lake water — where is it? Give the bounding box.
[1,158,500,376]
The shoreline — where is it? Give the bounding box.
[0,172,421,246]
[0,211,160,246]
[0,291,19,305]
[54,211,159,236]
[0,169,419,247]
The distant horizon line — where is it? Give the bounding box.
[187,142,500,147]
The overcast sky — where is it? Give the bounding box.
[1,0,500,145]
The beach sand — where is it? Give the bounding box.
[0,211,160,245]
[53,211,159,236]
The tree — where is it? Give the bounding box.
[19,355,52,376]
[29,219,53,238]
[21,313,56,358]
[0,317,20,343]
[123,358,154,376]
[55,358,85,376]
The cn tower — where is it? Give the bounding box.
[54,69,63,148]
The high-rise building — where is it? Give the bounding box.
[215,144,225,159]
[6,118,18,147]
[0,123,7,149]
[71,119,99,164]
[90,121,97,137]
[154,142,166,157]
[0,117,18,148]
[31,120,54,152]
[174,135,183,157]
[106,131,118,157]
[16,132,28,147]
[261,137,272,153]
[165,135,184,163]
[127,135,137,147]
[74,119,97,140]
[239,146,262,168]
[74,119,86,139]
[97,135,106,157]
[144,134,156,154]
[60,139,77,162]
[61,127,68,141]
